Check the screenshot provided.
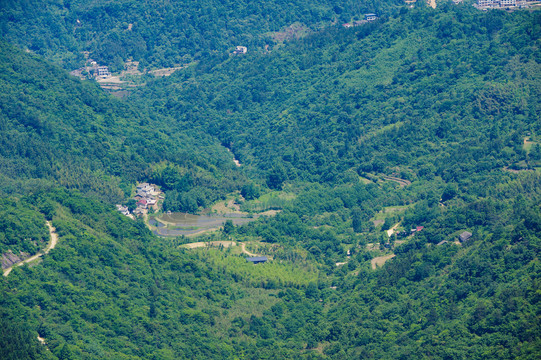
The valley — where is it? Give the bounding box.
[0,2,540,360]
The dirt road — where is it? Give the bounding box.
[386,223,400,237]
[240,242,258,257]
[181,241,259,257]
[382,176,411,187]
[182,241,237,249]
[3,221,58,277]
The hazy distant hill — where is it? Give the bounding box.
[0,0,402,70]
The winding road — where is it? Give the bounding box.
[3,221,58,277]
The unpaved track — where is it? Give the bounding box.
[386,223,400,237]
[183,241,237,249]
[181,241,259,257]
[240,242,258,257]
[3,221,58,277]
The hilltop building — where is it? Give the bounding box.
[246,256,268,264]
[233,46,247,55]
[459,231,473,243]
[365,13,377,21]
[97,66,110,78]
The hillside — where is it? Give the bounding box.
[132,4,541,186]
[0,40,243,205]
[0,0,402,70]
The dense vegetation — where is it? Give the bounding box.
[0,0,402,70]
[133,4,540,187]
[0,2,540,360]
[0,40,242,205]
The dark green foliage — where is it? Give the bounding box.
[0,40,242,206]
[0,198,48,254]
[0,0,403,69]
[132,6,540,186]
[0,309,53,360]
[241,183,261,201]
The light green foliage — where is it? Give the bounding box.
[0,0,403,69]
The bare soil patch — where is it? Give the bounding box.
[371,254,396,269]
[182,241,237,249]
[270,23,311,43]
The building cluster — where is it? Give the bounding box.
[116,183,163,218]
[342,14,378,28]
[69,60,110,80]
[477,0,534,7]
[133,183,162,215]
[232,46,248,55]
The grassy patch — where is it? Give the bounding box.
[240,191,296,212]
[523,137,536,154]
[197,248,319,287]
[372,205,411,221]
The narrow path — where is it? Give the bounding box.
[3,221,58,277]
[240,242,258,257]
[382,176,411,187]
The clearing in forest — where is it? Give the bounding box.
[371,254,395,269]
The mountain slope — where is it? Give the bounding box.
[0,0,402,70]
[0,4,540,360]
[132,5,541,186]
[0,40,241,203]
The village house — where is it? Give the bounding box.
[459,231,472,242]
[233,46,248,55]
[365,13,378,21]
[97,66,110,78]
[136,198,148,209]
[246,256,268,264]
[116,204,130,216]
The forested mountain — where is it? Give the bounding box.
[0,2,540,360]
[133,4,541,187]
[0,0,402,70]
[0,40,242,206]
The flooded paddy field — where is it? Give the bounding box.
[148,212,259,237]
